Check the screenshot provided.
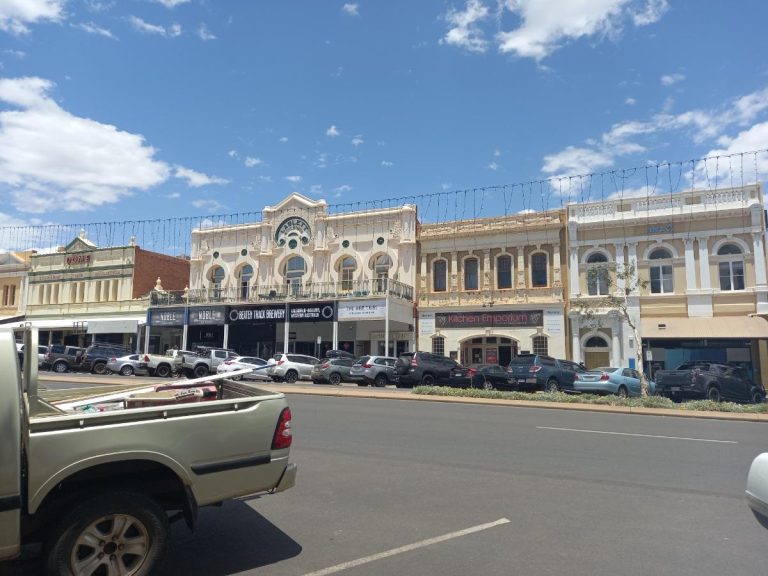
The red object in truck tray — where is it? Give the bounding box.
[125,387,216,408]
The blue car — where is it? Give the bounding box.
[573,366,656,397]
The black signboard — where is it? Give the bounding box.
[148,307,185,327]
[227,305,286,324]
[289,302,336,322]
[435,310,543,329]
[188,306,226,326]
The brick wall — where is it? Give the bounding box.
[133,247,190,298]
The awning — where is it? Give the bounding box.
[87,319,139,334]
[0,315,24,325]
[642,316,768,339]
[21,316,145,331]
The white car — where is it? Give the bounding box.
[216,356,270,381]
[747,453,768,529]
[106,354,149,377]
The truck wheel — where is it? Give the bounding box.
[45,491,168,576]
[545,379,560,393]
[53,361,68,373]
[483,378,494,391]
[421,374,435,386]
[183,368,195,379]
[284,370,298,383]
[706,386,721,402]
[120,365,134,376]
[617,385,629,398]
[752,390,765,404]
[193,365,209,379]
[329,372,342,385]
[92,362,107,375]
[155,364,171,378]
[375,373,388,387]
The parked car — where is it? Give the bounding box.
[324,349,356,359]
[267,353,320,383]
[106,354,149,376]
[181,347,239,378]
[16,344,48,367]
[349,355,398,387]
[574,366,656,397]
[655,362,765,403]
[216,356,270,381]
[394,351,459,388]
[311,357,356,384]
[505,354,578,393]
[78,343,133,375]
[449,363,513,390]
[42,345,85,373]
[747,453,768,529]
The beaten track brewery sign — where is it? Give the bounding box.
[227,305,286,324]
[435,310,544,329]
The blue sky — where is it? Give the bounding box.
[1,0,767,232]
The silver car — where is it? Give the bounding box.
[106,354,149,377]
[349,355,398,387]
[267,353,320,383]
[216,356,270,381]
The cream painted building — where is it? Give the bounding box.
[0,250,33,323]
[567,185,768,385]
[417,211,567,365]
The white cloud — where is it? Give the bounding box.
[244,156,263,167]
[74,21,117,39]
[661,72,685,86]
[285,175,302,183]
[129,16,182,37]
[542,146,614,175]
[192,198,224,212]
[167,192,181,199]
[153,0,191,7]
[198,23,216,41]
[487,161,499,171]
[632,0,668,25]
[381,160,393,167]
[625,97,636,105]
[341,3,359,16]
[493,148,501,157]
[3,49,25,58]
[309,184,323,195]
[174,166,228,187]
[279,136,288,143]
[0,0,63,35]
[334,184,352,197]
[351,134,364,146]
[0,76,169,213]
[326,124,340,137]
[441,0,490,54]
[702,122,768,183]
[227,149,238,158]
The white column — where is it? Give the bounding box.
[182,324,188,351]
[684,239,697,291]
[333,320,338,350]
[283,303,290,353]
[753,233,768,286]
[517,248,526,288]
[569,247,580,296]
[614,243,625,293]
[223,323,229,349]
[384,294,390,357]
[144,325,150,354]
[552,243,562,286]
[570,316,581,364]
[698,237,711,290]
[611,321,621,367]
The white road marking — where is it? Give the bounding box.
[537,426,738,444]
[301,518,511,576]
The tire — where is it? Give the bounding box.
[545,379,559,393]
[284,370,298,384]
[617,385,629,398]
[183,368,195,379]
[45,491,168,576]
[329,372,342,385]
[706,386,721,402]
[53,361,69,374]
[752,390,765,404]
[483,378,494,391]
[374,373,388,388]
[92,362,107,376]
[155,364,171,378]
[193,365,209,379]
[120,365,134,377]
[421,373,435,386]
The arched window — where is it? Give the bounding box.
[717,244,745,291]
[586,252,609,296]
[648,248,673,294]
[497,255,512,289]
[464,257,479,290]
[238,265,253,299]
[285,256,306,295]
[207,265,225,299]
[531,253,548,287]
[433,259,447,292]
[339,256,357,291]
[585,336,608,348]
[374,254,391,292]
[532,335,548,356]
[432,335,445,356]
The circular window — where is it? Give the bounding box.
[342,240,350,248]
[240,248,248,257]
[288,239,298,249]
[212,251,220,259]
[377,237,385,245]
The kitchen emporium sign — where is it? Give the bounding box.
[187,306,226,326]
[435,310,544,329]
[148,308,185,327]
[337,299,386,320]
[227,305,286,324]
[289,302,336,322]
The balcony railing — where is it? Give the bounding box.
[150,278,414,306]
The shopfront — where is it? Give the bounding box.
[226,304,282,358]
[187,306,226,349]
[146,307,185,354]
[277,302,336,356]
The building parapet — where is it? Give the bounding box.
[418,286,563,307]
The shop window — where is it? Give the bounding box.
[531,253,548,287]
[432,335,445,356]
[285,256,306,295]
[497,255,512,289]
[238,264,253,299]
[532,335,548,356]
[433,260,447,292]
[374,254,392,292]
[586,252,610,296]
[649,248,674,294]
[207,265,225,299]
[717,244,745,291]
[464,257,479,291]
[339,256,357,291]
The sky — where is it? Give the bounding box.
[1,0,768,233]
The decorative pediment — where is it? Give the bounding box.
[265,192,327,215]
[65,230,97,252]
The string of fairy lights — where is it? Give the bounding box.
[1,149,766,257]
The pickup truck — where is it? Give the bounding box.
[182,347,238,379]
[141,352,183,378]
[0,328,297,575]
[654,361,765,403]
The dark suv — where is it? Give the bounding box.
[506,354,578,393]
[394,351,459,388]
[42,345,85,373]
[78,343,133,375]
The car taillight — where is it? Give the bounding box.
[271,407,293,450]
[109,357,116,362]
[277,359,285,366]
[600,373,610,381]
[143,355,149,362]
[467,368,477,376]
[362,363,373,368]
[321,363,330,369]
[45,352,52,360]
[410,357,418,366]
[529,365,542,373]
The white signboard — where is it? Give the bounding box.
[338,299,386,320]
[420,311,436,336]
[543,309,563,335]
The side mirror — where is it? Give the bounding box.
[746,453,768,529]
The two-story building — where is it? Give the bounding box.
[0,250,33,324]
[567,185,768,386]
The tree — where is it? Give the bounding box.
[575,262,650,396]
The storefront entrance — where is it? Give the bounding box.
[583,335,610,369]
[460,336,518,366]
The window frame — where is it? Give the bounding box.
[433,259,447,292]
[530,252,549,288]
[496,254,513,289]
[464,257,479,291]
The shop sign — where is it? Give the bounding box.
[289,302,336,322]
[648,223,673,234]
[435,310,543,329]
[419,312,436,336]
[227,305,286,324]
[188,306,226,326]
[148,307,185,327]
[66,253,92,266]
[543,309,563,335]
[485,347,498,364]
[338,299,386,320]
